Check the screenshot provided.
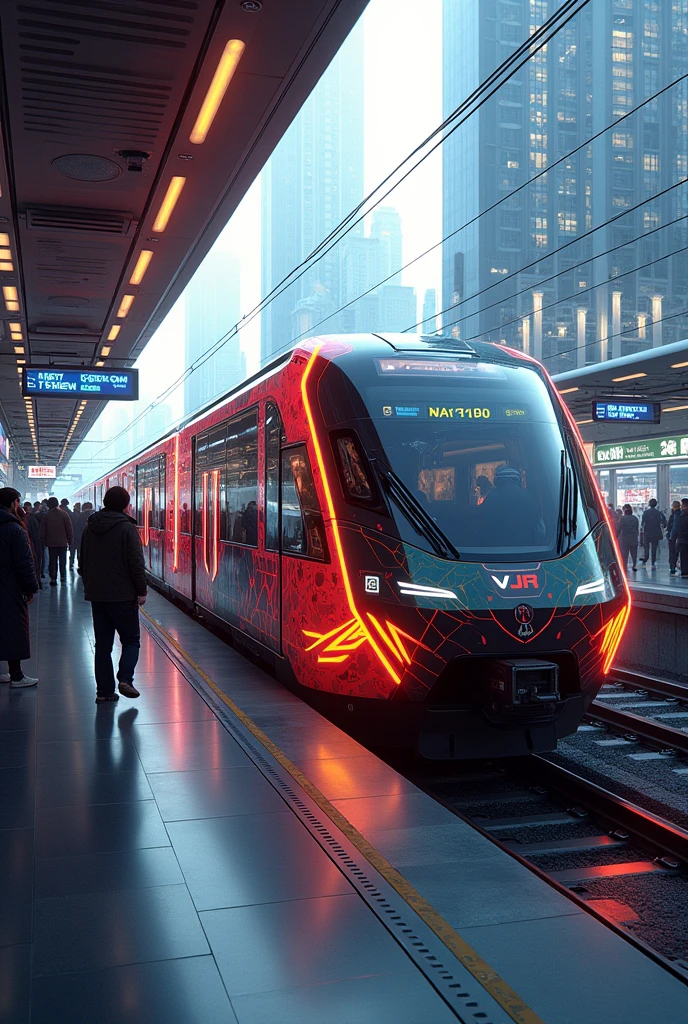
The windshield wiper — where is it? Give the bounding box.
[556,449,579,554]
[374,461,461,560]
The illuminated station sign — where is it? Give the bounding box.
[592,398,661,424]
[22,367,139,401]
[28,465,56,479]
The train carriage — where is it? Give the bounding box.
[77,334,631,758]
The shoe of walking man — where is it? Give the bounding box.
[0,487,39,688]
[79,486,147,704]
[39,496,73,585]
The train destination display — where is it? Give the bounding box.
[22,366,139,401]
[592,398,661,423]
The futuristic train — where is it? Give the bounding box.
[77,335,631,758]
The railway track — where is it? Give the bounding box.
[400,704,688,982]
[590,669,688,755]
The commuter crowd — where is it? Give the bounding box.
[0,486,147,701]
[608,497,688,577]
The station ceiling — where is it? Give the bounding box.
[553,338,688,445]
[0,0,366,469]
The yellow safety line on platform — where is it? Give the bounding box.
[141,608,544,1024]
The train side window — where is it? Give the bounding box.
[225,409,258,547]
[332,432,376,503]
[137,455,166,530]
[265,402,282,551]
[156,455,166,530]
[281,445,329,561]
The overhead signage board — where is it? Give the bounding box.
[592,398,661,424]
[22,366,139,401]
[28,465,56,479]
[594,433,688,465]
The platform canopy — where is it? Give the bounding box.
[553,338,688,444]
[0,0,368,466]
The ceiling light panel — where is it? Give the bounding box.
[116,294,135,318]
[190,39,245,144]
[129,250,154,286]
[152,177,186,232]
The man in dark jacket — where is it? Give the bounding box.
[70,502,91,566]
[671,497,688,579]
[79,486,147,703]
[39,496,74,585]
[618,504,640,571]
[0,487,39,688]
[24,502,43,589]
[667,500,681,575]
[639,498,666,568]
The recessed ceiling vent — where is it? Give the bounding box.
[25,206,135,236]
[51,154,122,182]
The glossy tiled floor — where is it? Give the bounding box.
[0,577,456,1024]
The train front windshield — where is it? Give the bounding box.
[350,356,596,563]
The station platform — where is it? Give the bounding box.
[2,579,687,1024]
[616,561,688,682]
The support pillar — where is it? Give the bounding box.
[532,291,543,361]
[576,307,587,368]
[611,290,622,360]
[652,295,663,348]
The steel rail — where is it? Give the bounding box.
[589,701,688,756]
[610,667,688,700]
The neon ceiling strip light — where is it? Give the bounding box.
[189,39,245,145]
[301,346,401,684]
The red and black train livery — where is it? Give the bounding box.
[77,334,631,758]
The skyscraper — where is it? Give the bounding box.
[184,252,244,416]
[442,1,688,372]
[370,206,403,283]
[261,23,364,361]
[422,288,438,334]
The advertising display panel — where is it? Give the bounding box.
[594,433,688,465]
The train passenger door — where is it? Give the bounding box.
[192,426,226,614]
[136,455,166,581]
[260,403,282,653]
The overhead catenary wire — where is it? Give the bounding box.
[286,73,688,347]
[68,0,593,465]
[435,179,688,339]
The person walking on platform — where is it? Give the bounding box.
[24,502,43,589]
[60,498,78,570]
[639,498,666,568]
[0,487,39,688]
[39,496,73,586]
[671,497,688,579]
[70,502,90,569]
[618,504,640,572]
[79,486,147,704]
[667,501,681,575]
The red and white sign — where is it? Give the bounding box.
[28,465,56,479]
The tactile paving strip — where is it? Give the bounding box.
[142,612,532,1024]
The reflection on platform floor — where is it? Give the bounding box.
[0,575,456,1024]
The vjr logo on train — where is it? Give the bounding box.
[490,573,540,591]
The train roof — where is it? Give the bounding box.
[328,332,538,370]
[78,333,541,488]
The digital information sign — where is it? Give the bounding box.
[22,367,139,401]
[592,398,661,424]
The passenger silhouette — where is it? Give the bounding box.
[480,464,544,546]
